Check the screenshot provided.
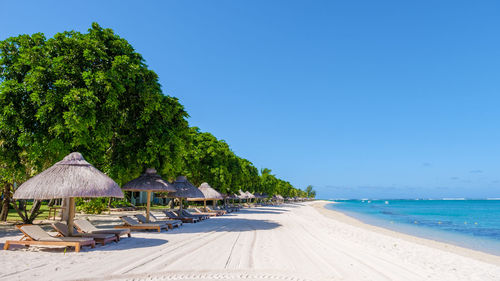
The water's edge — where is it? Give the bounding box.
[324,201,500,257]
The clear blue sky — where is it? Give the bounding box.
[2,1,500,199]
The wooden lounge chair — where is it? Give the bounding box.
[74,219,131,240]
[148,212,183,229]
[181,209,209,220]
[52,222,117,245]
[115,216,166,232]
[163,210,199,223]
[192,208,218,217]
[204,206,226,215]
[4,225,95,252]
[134,214,181,230]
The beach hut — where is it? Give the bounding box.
[238,190,248,202]
[171,176,204,211]
[254,193,268,203]
[13,152,123,236]
[122,168,176,222]
[226,193,239,205]
[188,182,223,208]
[245,191,255,204]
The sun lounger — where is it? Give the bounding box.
[204,206,226,215]
[181,209,209,220]
[192,208,218,217]
[115,216,166,232]
[4,224,95,252]
[163,210,199,223]
[51,222,117,245]
[74,219,131,240]
[134,214,182,229]
[148,212,183,228]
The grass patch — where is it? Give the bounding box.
[6,204,53,222]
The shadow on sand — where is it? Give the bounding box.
[171,217,282,234]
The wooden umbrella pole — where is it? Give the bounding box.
[67,197,76,236]
[213,199,216,208]
[146,191,151,222]
[204,200,206,209]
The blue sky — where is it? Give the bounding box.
[2,1,500,199]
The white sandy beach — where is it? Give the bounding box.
[1,201,500,281]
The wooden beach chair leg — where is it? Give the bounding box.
[75,244,80,252]
[3,241,10,250]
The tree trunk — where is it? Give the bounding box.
[0,183,12,221]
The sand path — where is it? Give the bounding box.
[1,202,499,281]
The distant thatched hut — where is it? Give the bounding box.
[188,182,223,208]
[122,168,175,222]
[171,176,204,211]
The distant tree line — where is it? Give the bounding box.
[0,23,315,220]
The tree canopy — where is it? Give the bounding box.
[0,23,189,185]
[0,23,314,220]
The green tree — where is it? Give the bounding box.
[0,23,189,221]
[305,185,316,198]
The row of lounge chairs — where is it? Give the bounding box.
[4,206,239,253]
[3,219,132,252]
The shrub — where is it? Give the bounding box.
[110,199,132,208]
[77,198,108,214]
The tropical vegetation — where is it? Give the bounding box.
[0,23,315,221]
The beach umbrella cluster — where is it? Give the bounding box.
[13,151,277,233]
[188,182,223,208]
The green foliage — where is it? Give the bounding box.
[110,199,132,208]
[77,198,108,214]
[181,127,260,195]
[0,22,304,211]
[306,185,316,198]
[0,22,189,186]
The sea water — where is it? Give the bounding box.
[326,199,500,256]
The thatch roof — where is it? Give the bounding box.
[238,190,248,199]
[197,182,223,200]
[171,176,204,199]
[245,191,255,199]
[13,152,123,200]
[227,193,239,199]
[122,168,176,192]
[254,193,268,199]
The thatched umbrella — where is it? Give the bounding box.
[238,190,247,201]
[172,176,204,211]
[227,193,239,205]
[245,191,255,204]
[188,182,223,208]
[122,168,176,222]
[13,152,122,236]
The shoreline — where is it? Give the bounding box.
[313,200,500,267]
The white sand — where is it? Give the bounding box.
[1,202,500,281]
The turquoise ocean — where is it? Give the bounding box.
[326,199,500,256]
